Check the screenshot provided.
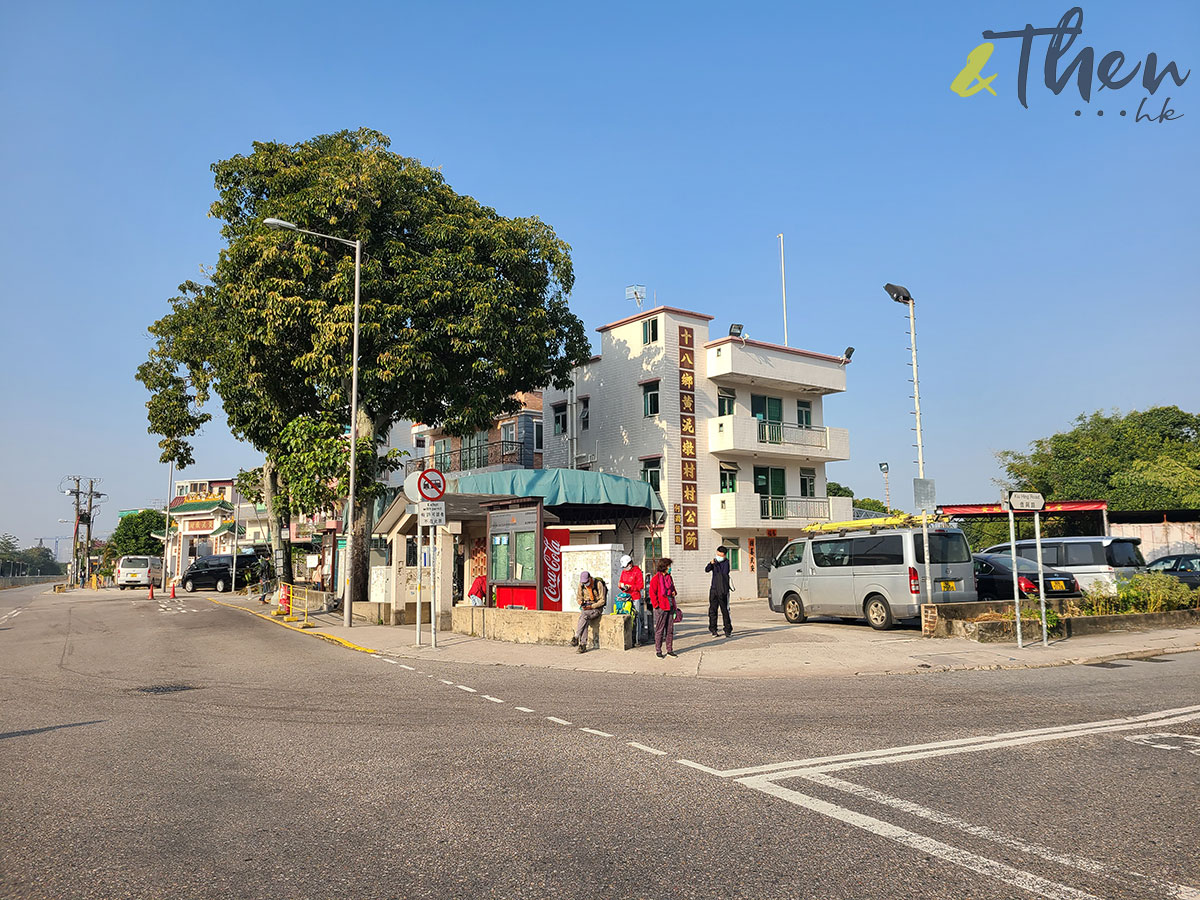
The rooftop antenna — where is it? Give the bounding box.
[625,284,646,312]
[777,233,789,347]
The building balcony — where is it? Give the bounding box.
[707,415,850,462]
[404,440,533,477]
[704,337,847,395]
[710,492,854,530]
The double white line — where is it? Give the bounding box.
[679,705,1200,900]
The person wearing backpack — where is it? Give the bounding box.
[572,571,607,653]
[648,558,678,658]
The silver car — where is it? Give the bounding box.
[767,526,977,629]
[980,536,1145,590]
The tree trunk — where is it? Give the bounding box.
[347,409,377,610]
[261,458,294,583]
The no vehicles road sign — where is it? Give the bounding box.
[417,468,446,502]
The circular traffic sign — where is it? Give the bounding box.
[417,468,446,502]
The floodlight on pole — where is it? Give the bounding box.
[265,216,363,627]
[728,323,743,338]
[884,281,930,602]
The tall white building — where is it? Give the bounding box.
[541,306,853,597]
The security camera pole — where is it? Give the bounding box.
[884,283,932,605]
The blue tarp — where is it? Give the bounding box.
[452,468,664,513]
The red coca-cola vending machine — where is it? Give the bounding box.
[540,527,570,611]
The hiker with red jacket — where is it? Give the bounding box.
[648,558,678,658]
[618,554,646,644]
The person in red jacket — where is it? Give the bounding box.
[617,554,646,644]
[648,557,678,658]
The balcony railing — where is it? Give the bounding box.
[759,495,830,521]
[404,440,530,476]
[756,421,828,448]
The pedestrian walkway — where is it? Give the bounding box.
[197,591,1200,679]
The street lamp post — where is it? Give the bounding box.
[884,283,932,606]
[879,462,890,513]
[264,218,362,628]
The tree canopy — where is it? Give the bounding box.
[139,128,592,600]
[998,406,1200,510]
[107,510,168,560]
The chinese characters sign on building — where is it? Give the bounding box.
[679,326,698,551]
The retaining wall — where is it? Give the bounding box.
[0,576,63,591]
[452,605,633,650]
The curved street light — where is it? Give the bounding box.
[265,217,362,628]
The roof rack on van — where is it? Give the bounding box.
[800,513,944,535]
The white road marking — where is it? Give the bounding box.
[440,679,455,685]
[580,728,613,737]
[381,658,398,665]
[515,707,535,713]
[483,695,504,703]
[688,704,1200,778]
[628,742,667,756]
[546,716,572,726]
[398,664,415,670]
[456,685,477,693]
[743,778,1101,900]
[803,773,1200,900]
[1125,732,1200,756]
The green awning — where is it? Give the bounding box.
[452,469,664,513]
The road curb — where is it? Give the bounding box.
[206,596,380,655]
[866,642,1200,676]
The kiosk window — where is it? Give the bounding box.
[491,535,509,581]
[514,532,536,582]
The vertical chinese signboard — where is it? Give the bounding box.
[673,503,682,546]
[679,326,698,552]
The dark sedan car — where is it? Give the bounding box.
[972,553,1081,601]
[180,554,259,593]
[1147,553,1200,588]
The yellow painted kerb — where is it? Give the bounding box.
[206,596,380,654]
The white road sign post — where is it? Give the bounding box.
[1033,511,1049,647]
[1003,490,1049,647]
[1001,493,1024,649]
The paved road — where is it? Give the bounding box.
[2,584,1197,899]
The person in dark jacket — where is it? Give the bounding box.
[705,545,733,637]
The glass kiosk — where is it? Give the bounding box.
[486,500,544,610]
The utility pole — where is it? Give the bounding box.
[69,477,81,586]
[84,479,96,585]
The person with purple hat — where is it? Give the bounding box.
[572,570,608,653]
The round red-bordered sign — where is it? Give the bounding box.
[417,468,446,502]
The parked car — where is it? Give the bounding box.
[1146,553,1200,588]
[180,554,257,593]
[767,525,977,630]
[115,556,162,590]
[972,553,1080,601]
[980,536,1145,590]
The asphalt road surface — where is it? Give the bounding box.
[2,584,1198,899]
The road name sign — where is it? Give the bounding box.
[419,501,446,526]
[1004,490,1046,511]
[417,468,447,502]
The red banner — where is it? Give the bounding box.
[542,528,570,611]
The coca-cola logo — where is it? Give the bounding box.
[543,537,562,601]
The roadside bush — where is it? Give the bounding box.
[1069,573,1199,616]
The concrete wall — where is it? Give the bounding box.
[559,544,625,612]
[452,605,633,650]
[1110,520,1200,561]
[0,576,61,590]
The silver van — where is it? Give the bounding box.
[116,555,163,589]
[980,536,1145,590]
[767,526,977,629]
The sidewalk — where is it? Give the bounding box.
[207,592,1200,679]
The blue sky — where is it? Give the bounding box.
[1,0,1196,549]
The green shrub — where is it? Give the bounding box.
[1071,573,1198,616]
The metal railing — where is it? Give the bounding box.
[756,420,829,448]
[759,495,831,520]
[268,582,330,628]
[405,440,530,476]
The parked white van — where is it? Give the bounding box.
[980,536,1145,590]
[115,556,162,589]
[768,525,977,629]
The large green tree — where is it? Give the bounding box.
[140,128,590,605]
[997,406,1200,510]
[107,510,168,560]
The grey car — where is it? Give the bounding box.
[1147,553,1200,588]
[768,525,977,630]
